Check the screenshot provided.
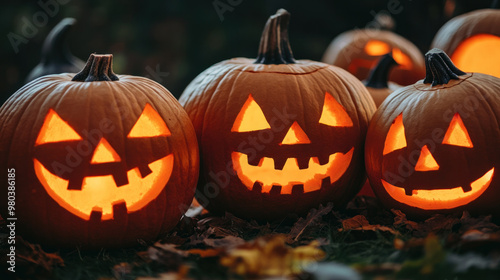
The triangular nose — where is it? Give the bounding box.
[415,145,439,171]
[280,122,311,145]
[91,138,121,163]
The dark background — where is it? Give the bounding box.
[0,0,495,104]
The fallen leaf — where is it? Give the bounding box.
[203,235,245,250]
[289,203,333,242]
[340,215,398,235]
[398,234,446,276]
[392,209,419,231]
[112,262,132,280]
[220,235,325,277]
[5,237,64,279]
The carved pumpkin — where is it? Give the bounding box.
[322,26,425,86]
[364,53,402,108]
[25,18,85,83]
[180,9,375,220]
[365,49,500,217]
[0,54,199,248]
[431,6,500,78]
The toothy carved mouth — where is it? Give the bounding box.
[381,168,494,210]
[34,154,174,221]
[231,148,354,194]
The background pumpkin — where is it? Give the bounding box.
[25,18,85,83]
[363,53,402,108]
[180,9,375,220]
[365,48,500,218]
[0,54,199,248]
[430,3,500,78]
[321,18,425,86]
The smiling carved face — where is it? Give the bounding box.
[33,104,174,221]
[380,113,495,210]
[230,92,355,195]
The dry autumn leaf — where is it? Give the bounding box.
[340,215,398,235]
[220,235,325,277]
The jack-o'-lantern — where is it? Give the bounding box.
[322,23,425,86]
[365,49,500,217]
[431,6,500,78]
[0,54,199,248]
[180,9,376,220]
[364,53,402,108]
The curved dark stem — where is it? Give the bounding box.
[492,0,499,9]
[41,18,80,64]
[365,53,398,88]
[72,54,119,82]
[255,9,295,64]
[423,48,466,86]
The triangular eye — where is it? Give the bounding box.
[442,113,473,147]
[319,93,353,127]
[127,104,170,138]
[383,113,407,155]
[36,109,82,145]
[231,94,271,132]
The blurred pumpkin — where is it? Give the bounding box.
[180,9,375,220]
[431,4,500,78]
[25,18,85,83]
[0,54,199,248]
[365,48,500,217]
[322,18,425,86]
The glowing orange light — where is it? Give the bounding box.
[231,94,271,132]
[415,145,439,171]
[34,154,174,220]
[34,104,173,220]
[442,113,473,148]
[128,104,171,138]
[364,40,391,56]
[232,148,354,194]
[280,122,310,145]
[319,93,353,127]
[91,138,121,164]
[381,168,494,210]
[383,114,407,155]
[36,109,82,145]
[392,48,412,69]
[451,34,500,78]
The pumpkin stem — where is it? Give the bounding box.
[72,54,119,82]
[365,53,398,88]
[423,48,466,86]
[40,18,83,67]
[255,9,296,64]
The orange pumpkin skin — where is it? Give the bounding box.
[365,49,500,218]
[180,10,375,220]
[0,54,199,248]
[431,9,500,78]
[322,29,425,86]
